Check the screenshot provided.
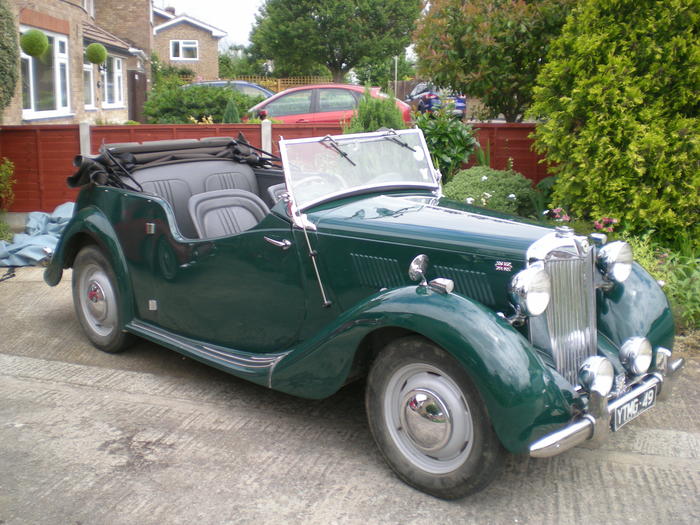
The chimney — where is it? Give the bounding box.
[165,6,176,15]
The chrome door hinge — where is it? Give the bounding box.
[145,223,156,235]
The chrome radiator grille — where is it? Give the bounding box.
[543,250,597,385]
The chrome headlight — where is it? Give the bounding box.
[620,337,652,375]
[578,356,614,396]
[510,264,551,316]
[597,241,633,283]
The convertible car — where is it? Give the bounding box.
[46,129,684,499]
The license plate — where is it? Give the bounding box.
[611,385,657,431]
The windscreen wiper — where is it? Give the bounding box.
[320,135,356,166]
[381,130,416,152]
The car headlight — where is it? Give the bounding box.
[578,356,614,396]
[510,264,551,316]
[620,337,653,375]
[597,241,633,283]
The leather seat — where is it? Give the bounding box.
[188,189,270,239]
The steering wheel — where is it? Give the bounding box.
[294,172,348,191]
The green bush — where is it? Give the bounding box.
[624,234,700,331]
[443,166,538,216]
[144,86,263,124]
[0,0,18,112]
[529,0,700,252]
[414,106,477,182]
[221,97,241,123]
[343,89,406,134]
[0,157,14,241]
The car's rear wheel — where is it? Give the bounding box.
[72,245,133,353]
[366,336,505,499]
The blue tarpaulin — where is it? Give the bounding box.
[0,202,75,267]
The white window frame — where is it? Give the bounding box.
[170,39,199,61]
[101,55,125,109]
[83,58,95,109]
[20,26,71,120]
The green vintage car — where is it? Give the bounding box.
[46,129,684,499]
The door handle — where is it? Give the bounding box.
[264,236,292,250]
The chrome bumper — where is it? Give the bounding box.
[529,350,684,458]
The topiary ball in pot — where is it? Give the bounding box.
[20,29,49,57]
[85,43,107,64]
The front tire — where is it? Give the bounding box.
[366,336,505,499]
[72,245,134,353]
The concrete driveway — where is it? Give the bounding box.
[1,267,698,525]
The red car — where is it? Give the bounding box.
[247,84,411,124]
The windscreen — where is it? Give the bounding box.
[280,129,438,210]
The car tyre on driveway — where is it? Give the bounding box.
[73,245,134,353]
[366,336,505,499]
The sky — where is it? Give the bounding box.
[154,0,265,49]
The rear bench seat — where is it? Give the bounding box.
[136,160,268,239]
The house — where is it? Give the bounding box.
[152,6,226,80]
[2,0,148,125]
[1,1,225,126]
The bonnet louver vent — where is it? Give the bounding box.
[351,254,403,289]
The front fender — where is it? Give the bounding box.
[44,205,134,325]
[598,262,675,354]
[271,285,571,453]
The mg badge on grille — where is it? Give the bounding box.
[495,261,513,272]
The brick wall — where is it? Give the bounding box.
[154,24,220,80]
[93,0,152,57]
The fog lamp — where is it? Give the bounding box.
[510,264,551,316]
[597,241,633,283]
[578,356,614,396]
[620,337,653,375]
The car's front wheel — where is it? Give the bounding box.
[366,336,505,499]
[72,245,133,353]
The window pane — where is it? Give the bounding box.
[21,58,31,109]
[105,57,114,103]
[171,41,180,57]
[33,37,56,111]
[183,43,197,59]
[116,60,122,103]
[59,63,68,107]
[58,40,66,54]
[265,90,312,117]
[83,67,93,106]
[319,89,357,112]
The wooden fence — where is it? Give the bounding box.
[0,123,549,213]
[226,76,333,93]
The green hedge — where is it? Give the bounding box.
[144,85,263,124]
[443,166,538,217]
[529,0,700,252]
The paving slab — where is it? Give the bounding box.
[1,267,698,525]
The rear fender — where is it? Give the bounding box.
[271,285,571,453]
[44,205,134,324]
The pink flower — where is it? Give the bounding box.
[594,221,603,230]
[561,214,570,222]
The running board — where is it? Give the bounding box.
[126,320,289,388]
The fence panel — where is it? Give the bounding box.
[1,122,550,212]
[0,125,80,212]
[90,124,263,154]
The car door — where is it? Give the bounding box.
[147,211,308,353]
[262,89,315,123]
[313,88,360,124]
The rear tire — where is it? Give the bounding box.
[366,336,505,499]
[72,245,134,353]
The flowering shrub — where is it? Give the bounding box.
[443,166,538,216]
[593,216,619,233]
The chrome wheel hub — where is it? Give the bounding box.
[384,363,474,474]
[86,281,107,321]
[78,264,117,338]
[401,388,451,453]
